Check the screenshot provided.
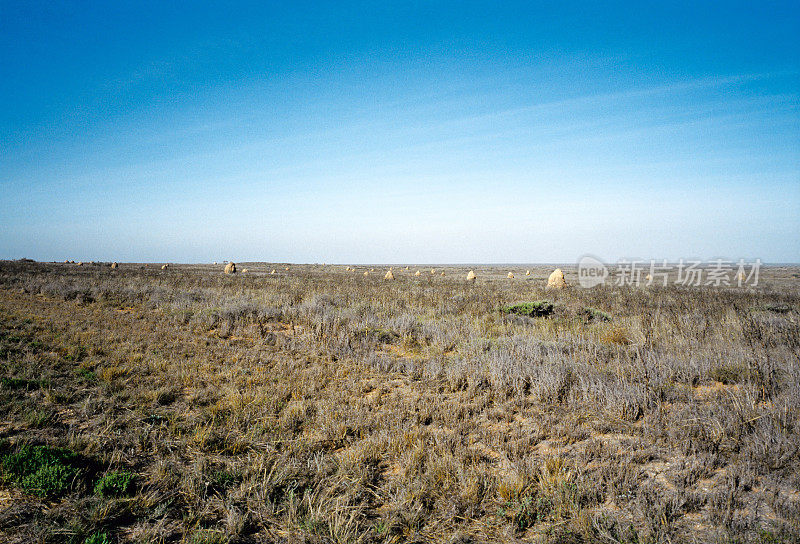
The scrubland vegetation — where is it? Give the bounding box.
[1,260,799,543]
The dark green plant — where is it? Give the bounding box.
[500,494,553,531]
[580,307,612,322]
[76,367,98,382]
[24,409,51,428]
[94,470,135,497]
[84,531,111,544]
[502,301,555,318]
[209,469,241,490]
[1,377,47,390]
[0,444,82,497]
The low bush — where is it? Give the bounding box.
[503,301,555,318]
[580,307,612,322]
[0,443,83,497]
[94,470,135,497]
[84,531,111,544]
[1,376,47,390]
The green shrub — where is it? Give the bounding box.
[94,470,135,497]
[498,494,553,531]
[0,444,82,497]
[580,307,612,322]
[1,377,47,390]
[84,531,111,544]
[502,301,554,318]
[209,469,241,490]
[75,367,98,382]
[24,409,52,428]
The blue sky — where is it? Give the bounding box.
[1,2,798,263]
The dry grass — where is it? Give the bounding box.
[0,260,799,543]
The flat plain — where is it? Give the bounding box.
[0,260,798,543]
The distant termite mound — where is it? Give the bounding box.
[547,268,566,289]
